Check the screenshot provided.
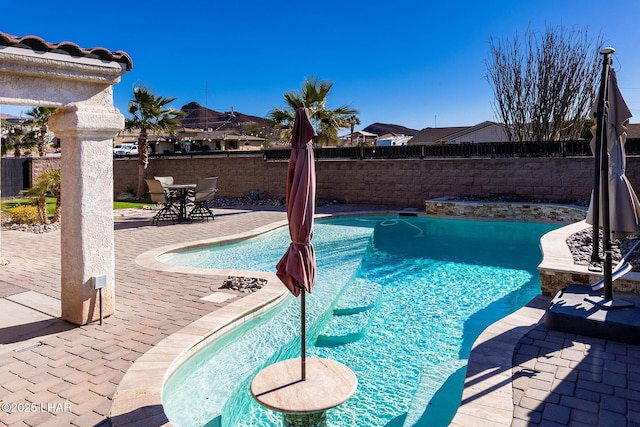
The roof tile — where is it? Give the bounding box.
[0,31,132,71]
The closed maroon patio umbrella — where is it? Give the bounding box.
[276,106,317,380]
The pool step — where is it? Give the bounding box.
[316,311,371,346]
[333,278,382,315]
[316,278,382,347]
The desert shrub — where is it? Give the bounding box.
[9,205,39,224]
[246,189,265,200]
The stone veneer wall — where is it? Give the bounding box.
[538,271,640,296]
[28,155,640,208]
[425,199,587,224]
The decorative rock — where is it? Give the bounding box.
[566,229,640,271]
[5,221,61,234]
[220,275,267,293]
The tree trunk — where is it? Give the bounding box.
[135,131,149,199]
[350,123,355,145]
[37,193,48,225]
[136,163,148,199]
[37,127,47,157]
[51,186,61,223]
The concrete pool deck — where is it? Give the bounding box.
[0,205,639,426]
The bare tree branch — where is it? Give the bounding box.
[486,25,602,142]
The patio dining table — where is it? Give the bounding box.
[164,183,196,222]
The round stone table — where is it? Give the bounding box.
[251,357,357,427]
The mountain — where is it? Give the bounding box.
[0,113,20,119]
[362,123,419,136]
[179,102,275,134]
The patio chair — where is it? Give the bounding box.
[188,176,218,221]
[154,176,176,197]
[154,176,174,187]
[145,178,179,225]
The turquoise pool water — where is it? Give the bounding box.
[161,216,557,427]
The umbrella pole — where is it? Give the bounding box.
[301,287,306,381]
[599,50,613,300]
[600,103,613,302]
[590,51,611,265]
[590,48,634,309]
[590,137,602,265]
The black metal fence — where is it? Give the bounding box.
[1,158,29,198]
[114,149,265,160]
[262,138,640,161]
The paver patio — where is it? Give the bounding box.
[1,205,639,426]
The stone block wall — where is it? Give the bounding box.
[30,157,62,182]
[27,155,640,208]
[110,157,288,199]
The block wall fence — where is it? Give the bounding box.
[30,156,640,208]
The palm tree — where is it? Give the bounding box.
[27,169,61,224]
[125,86,184,199]
[347,114,361,146]
[268,77,359,146]
[25,107,56,157]
[2,123,38,158]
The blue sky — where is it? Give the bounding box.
[1,0,639,130]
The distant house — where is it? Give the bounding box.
[409,121,509,145]
[375,133,412,146]
[115,127,265,154]
[338,130,378,147]
[176,128,265,152]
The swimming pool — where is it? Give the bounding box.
[161,216,558,427]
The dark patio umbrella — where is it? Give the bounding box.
[586,47,637,307]
[600,69,639,240]
[276,107,317,380]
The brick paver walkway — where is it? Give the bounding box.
[512,324,640,427]
[1,205,639,426]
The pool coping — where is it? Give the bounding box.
[537,219,640,295]
[110,211,558,426]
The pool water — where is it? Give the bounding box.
[161,216,557,427]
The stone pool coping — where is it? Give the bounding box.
[110,207,586,426]
[537,219,640,295]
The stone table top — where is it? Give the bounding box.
[250,357,357,414]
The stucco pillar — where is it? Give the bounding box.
[48,104,123,325]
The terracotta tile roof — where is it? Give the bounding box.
[0,31,132,71]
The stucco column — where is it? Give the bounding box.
[48,104,123,325]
